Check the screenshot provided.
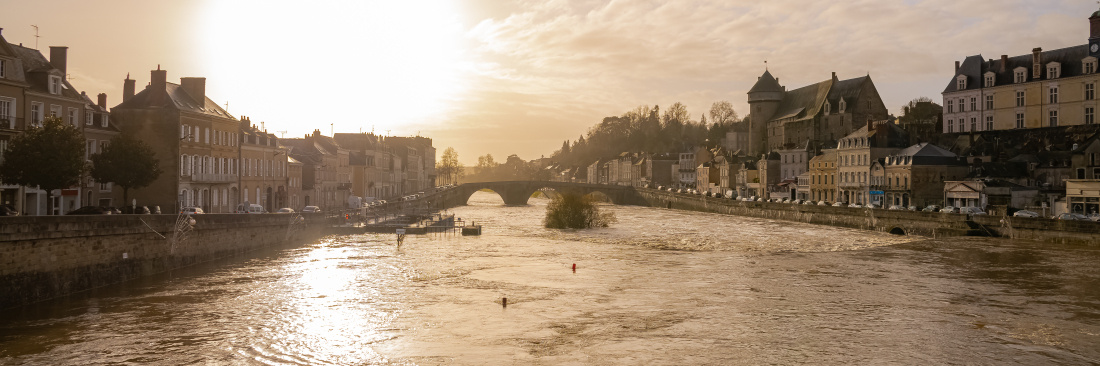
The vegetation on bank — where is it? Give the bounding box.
[544,192,616,229]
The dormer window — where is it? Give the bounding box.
[1047,62,1061,79]
[839,99,846,113]
[0,59,5,78]
[1014,67,1027,83]
[48,76,62,95]
[1085,57,1098,74]
[824,101,831,115]
[984,72,995,87]
[956,75,967,90]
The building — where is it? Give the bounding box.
[746,70,889,156]
[646,154,676,187]
[736,160,759,198]
[808,149,837,203]
[112,69,241,213]
[79,91,122,208]
[881,143,969,207]
[757,152,781,199]
[1066,179,1100,215]
[238,117,287,211]
[777,143,811,182]
[942,10,1100,133]
[836,120,909,205]
[287,156,303,209]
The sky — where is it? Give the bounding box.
[0,0,1096,164]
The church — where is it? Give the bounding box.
[745,70,889,155]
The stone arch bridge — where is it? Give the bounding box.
[438,181,647,207]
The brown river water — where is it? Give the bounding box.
[1,191,1099,365]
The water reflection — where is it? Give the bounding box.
[0,191,1098,365]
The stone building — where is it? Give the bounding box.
[112,69,241,214]
[881,143,969,208]
[835,120,909,206]
[0,39,94,214]
[746,70,889,156]
[79,92,122,208]
[942,10,1100,133]
[287,156,303,209]
[238,117,287,211]
[809,149,837,203]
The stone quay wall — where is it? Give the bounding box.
[0,214,324,309]
[634,188,1100,245]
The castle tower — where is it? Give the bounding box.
[747,70,784,156]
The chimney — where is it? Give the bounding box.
[97,93,106,108]
[150,65,167,91]
[955,61,960,74]
[1000,55,1008,73]
[49,46,68,79]
[123,73,135,101]
[831,72,837,80]
[313,129,321,137]
[867,116,874,131]
[180,77,206,104]
[1032,47,1042,79]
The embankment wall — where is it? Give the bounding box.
[0,214,323,309]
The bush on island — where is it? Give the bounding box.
[544,192,616,229]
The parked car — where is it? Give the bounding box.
[802,200,815,205]
[888,205,904,210]
[276,208,295,213]
[236,203,265,214]
[907,206,918,211]
[940,206,958,213]
[848,203,862,208]
[1053,213,1089,220]
[959,207,987,215]
[1088,213,1100,222]
[832,202,846,207]
[922,205,941,212]
[1012,210,1040,218]
[181,207,205,215]
[67,206,113,215]
[817,201,828,206]
[302,206,322,213]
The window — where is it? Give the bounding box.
[87,140,96,160]
[947,100,954,113]
[985,75,994,87]
[1090,84,1097,101]
[839,99,846,113]
[1016,113,1024,129]
[1016,91,1025,107]
[947,119,954,133]
[970,118,976,131]
[985,95,993,110]
[1015,71,1026,83]
[68,108,78,126]
[1049,110,1058,127]
[0,59,5,78]
[986,116,993,130]
[959,98,966,112]
[0,97,14,128]
[957,77,966,90]
[85,111,93,125]
[1048,65,1060,79]
[970,97,977,111]
[824,102,831,114]
[30,102,43,125]
[1049,87,1059,104]
[1087,107,1095,125]
[101,115,108,128]
[48,76,62,95]
[50,104,61,117]
[1088,61,1097,74]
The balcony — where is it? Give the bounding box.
[190,173,237,183]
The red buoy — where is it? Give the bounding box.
[572,263,576,273]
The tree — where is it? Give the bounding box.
[436,147,463,185]
[90,133,164,205]
[898,97,942,125]
[476,154,497,179]
[708,101,739,125]
[543,192,616,229]
[0,116,86,215]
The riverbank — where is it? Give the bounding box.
[0,214,324,309]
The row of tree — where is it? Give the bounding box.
[0,116,162,214]
[550,101,741,167]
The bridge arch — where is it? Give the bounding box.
[888,227,907,236]
[448,181,640,206]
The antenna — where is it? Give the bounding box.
[330,123,333,136]
[260,121,265,131]
[224,101,229,113]
[31,25,39,50]
[277,130,287,138]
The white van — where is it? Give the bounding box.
[236,203,266,214]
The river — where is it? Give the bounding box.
[1,191,1099,365]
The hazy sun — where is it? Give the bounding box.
[197,0,468,136]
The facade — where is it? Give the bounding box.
[746,70,889,156]
[80,92,122,208]
[238,117,287,212]
[1066,179,1100,215]
[736,160,759,198]
[777,144,811,182]
[757,153,781,199]
[809,149,837,203]
[942,11,1100,133]
[112,69,241,213]
[835,121,909,205]
[646,154,676,187]
[287,156,303,209]
[881,143,969,207]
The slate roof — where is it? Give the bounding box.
[826,76,869,108]
[766,75,870,123]
[894,142,956,157]
[944,45,1089,93]
[10,44,83,100]
[748,70,783,93]
[114,81,235,119]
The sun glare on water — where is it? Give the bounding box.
[198,0,468,135]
